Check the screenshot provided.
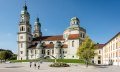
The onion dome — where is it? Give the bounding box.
[23,3,27,11]
[21,3,29,15]
[70,17,80,26]
[34,17,40,26]
[71,17,79,21]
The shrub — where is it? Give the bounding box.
[49,62,70,67]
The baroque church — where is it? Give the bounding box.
[17,4,86,60]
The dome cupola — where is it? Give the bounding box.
[70,17,80,26]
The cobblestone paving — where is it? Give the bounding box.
[0,62,120,72]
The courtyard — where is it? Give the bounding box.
[0,62,120,72]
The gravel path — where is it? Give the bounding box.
[0,62,120,72]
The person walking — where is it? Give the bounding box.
[34,62,36,68]
[38,62,40,69]
[29,61,32,68]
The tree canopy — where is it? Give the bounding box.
[0,51,12,60]
[77,36,97,67]
[0,49,17,61]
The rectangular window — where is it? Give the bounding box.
[20,51,23,54]
[116,43,118,49]
[72,41,74,47]
[63,51,64,54]
[99,50,101,54]
[20,36,23,39]
[52,50,54,54]
[47,50,50,55]
[42,49,45,54]
[35,50,36,54]
[21,43,23,48]
[60,49,62,54]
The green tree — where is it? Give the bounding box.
[0,51,7,61]
[77,36,96,67]
[10,54,17,60]
[0,51,13,62]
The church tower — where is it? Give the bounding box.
[33,17,42,38]
[17,3,32,60]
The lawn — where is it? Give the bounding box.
[10,59,85,64]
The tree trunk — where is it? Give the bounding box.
[86,61,88,67]
[85,59,88,67]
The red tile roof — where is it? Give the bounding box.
[28,45,36,49]
[45,44,68,48]
[96,44,105,49]
[28,44,68,49]
[46,44,54,48]
[61,44,68,48]
[32,34,80,41]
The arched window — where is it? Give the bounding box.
[60,49,62,54]
[42,42,46,46]
[21,57,22,60]
[50,42,53,44]
[34,34,37,37]
[83,34,85,38]
[47,50,50,55]
[20,26,25,31]
[35,43,38,45]
[21,26,24,31]
[42,49,45,54]
[72,41,74,47]
[81,33,82,38]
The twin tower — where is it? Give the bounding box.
[17,4,86,60]
[17,4,42,60]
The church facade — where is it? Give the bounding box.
[17,4,86,60]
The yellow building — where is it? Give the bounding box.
[103,32,120,66]
[94,44,104,64]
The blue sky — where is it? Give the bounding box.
[0,0,120,53]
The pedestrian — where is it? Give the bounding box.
[29,61,32,68]
[38,63,40,69]
[34,62,36,68]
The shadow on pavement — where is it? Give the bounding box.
[94,65,108,68]
[5,66,24,68]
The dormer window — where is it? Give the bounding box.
[50,42,53,44]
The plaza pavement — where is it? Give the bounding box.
[0,62,120,72]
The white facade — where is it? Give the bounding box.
[94,46,103,64]
[103,32,120,66]
[17,4,86,60]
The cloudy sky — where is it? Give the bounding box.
[0,0,120,53]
